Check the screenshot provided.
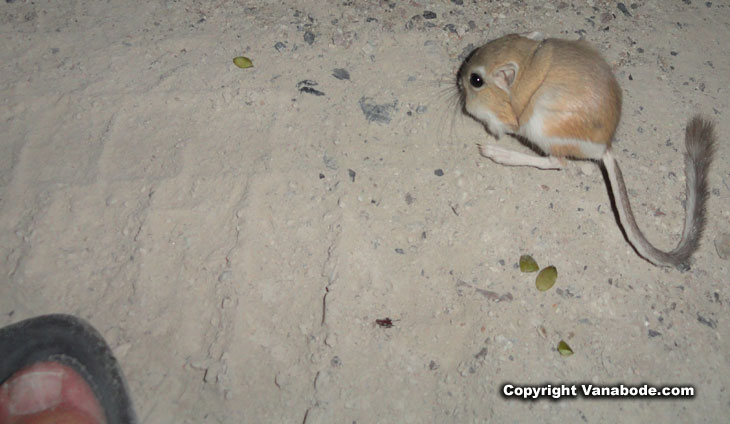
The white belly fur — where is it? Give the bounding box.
[518,104,607,160]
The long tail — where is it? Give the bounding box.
[602,116,716,269]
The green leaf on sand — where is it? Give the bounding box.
[558,340,574,356]
[519,255,539,273]
[535,265,557,291]
[233,56,253,68]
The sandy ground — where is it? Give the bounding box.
[1,0,729,422]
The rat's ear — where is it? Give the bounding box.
[493,62,518,93]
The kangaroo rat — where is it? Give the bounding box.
[456,33,715,269]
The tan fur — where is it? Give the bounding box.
[488,85,519,130]
[542,112,610,149]
[457,34,715,269]
[463,36,621,154]
[549,144,585,159]
[464,34,537,133]
[508,38,549,125]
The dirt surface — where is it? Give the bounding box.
[2,0,729,422]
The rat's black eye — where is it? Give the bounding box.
[469,73,484,88]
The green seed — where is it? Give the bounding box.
[535,265,557,291]
[558,340,574,356]
[519,255,539,272]
[233,56,253,68]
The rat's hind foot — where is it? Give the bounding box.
[477,144,563,170]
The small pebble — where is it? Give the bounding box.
[297,80,325,96]
[297,80,318,88]
[697,313,717,329]
[617,3,631,16]
[300,86,324,96]
[331,356,342,367]
[332,68,350,80]
[304,31,315,45]
[358,97,397,124]
[405,15,422,30]
[474,347,488,360]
